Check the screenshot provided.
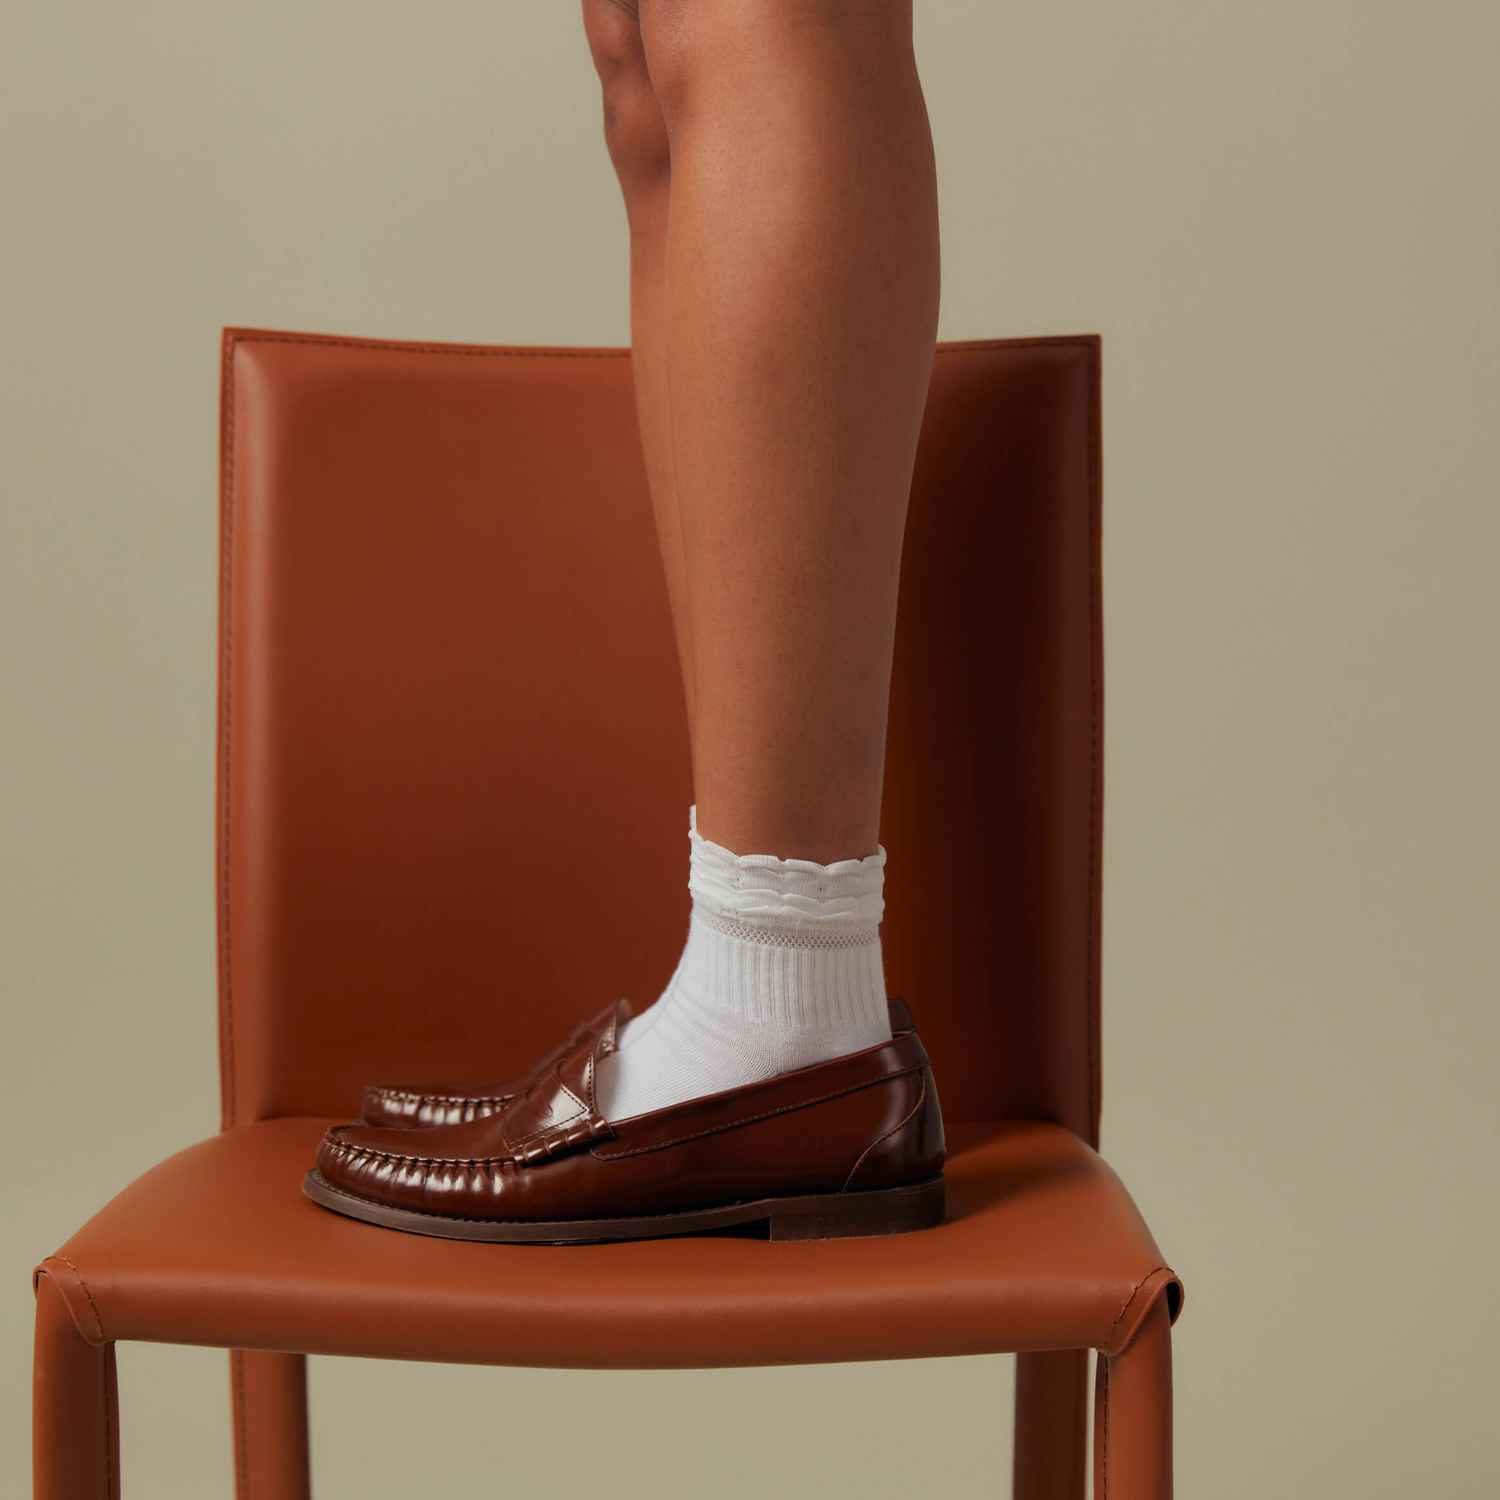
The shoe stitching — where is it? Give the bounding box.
[372,1088,513,1108]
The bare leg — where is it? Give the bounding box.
[583,0,698,750]
[576,0,940,1121]
[640,0,940,861]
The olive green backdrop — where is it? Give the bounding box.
[3,2,1497,1496]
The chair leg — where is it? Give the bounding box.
[1013,1350,1088,1500]
[34,1266,119,1500]
[230,1351,312,1500]
[1093,1295,1173,1500]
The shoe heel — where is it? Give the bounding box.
[768,1177,945,1242]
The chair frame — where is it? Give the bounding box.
[34,328,1180,1499]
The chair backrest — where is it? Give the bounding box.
[217,329,1103,1143]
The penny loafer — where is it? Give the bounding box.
[361,994,918,1129]
[305,999,945,1244]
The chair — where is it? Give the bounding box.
[33,327,1183,1499]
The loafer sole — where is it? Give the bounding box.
[303,1168,945,1244]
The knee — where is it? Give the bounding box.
[583,0,671,196]
[640,1,914,123]
[635,0,727,121]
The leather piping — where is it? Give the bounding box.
[1096,1351,1112,1500]
[216,328,236,1129]
[1099,1265,1185,1357]
[33,1256,108,1347]
[231,1350,249,1500]
[1085,336,1103,1148]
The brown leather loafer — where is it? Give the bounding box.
[361,995,918,1129]
[305,999,945,1244]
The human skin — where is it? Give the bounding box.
[582,0,940,862]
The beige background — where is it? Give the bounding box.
[3,2,1498,1496]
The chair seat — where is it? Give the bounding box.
[39,1117,1181,1370]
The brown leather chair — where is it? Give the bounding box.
[33,327,1184,1499]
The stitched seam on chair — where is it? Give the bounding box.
[46,1255,108,1344]
[1086,335,1103,1145]
[224,331,1095,362]
[841,1074,926,1191]
[1098,1353,1111,1500]
[228,332,632,359]
[105,1345,118,1500]
[594,1066,924,1160]
[220,334,238,1129]
[1104,1265,1171,1352]
[232,1351,248,1500]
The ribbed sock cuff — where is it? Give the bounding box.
[679,803,890,1032]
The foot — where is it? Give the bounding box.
[307,1005,946,1243]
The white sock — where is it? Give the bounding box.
[595,804,894,1121]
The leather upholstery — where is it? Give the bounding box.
[36,328,1181,1497]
